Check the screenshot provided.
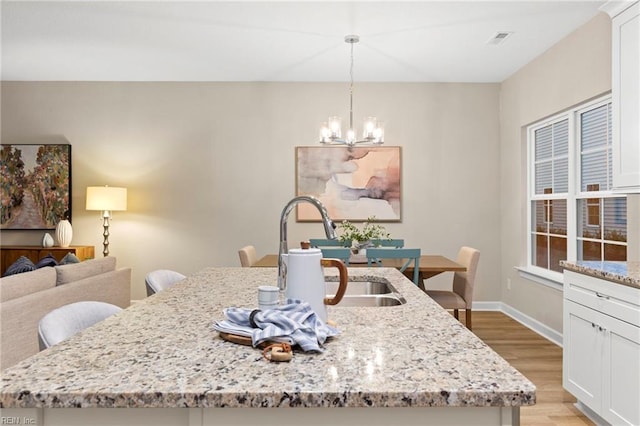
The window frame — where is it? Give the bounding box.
[585,184,600,227]
[526,109,573,284]
[523,95,626,287]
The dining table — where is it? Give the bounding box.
[252,253,466,290]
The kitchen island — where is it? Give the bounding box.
[0,267,535,426]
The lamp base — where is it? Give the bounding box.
[102,213,110,257]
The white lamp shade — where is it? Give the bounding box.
[86,186,127,211]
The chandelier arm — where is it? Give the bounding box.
[322,135,379,146]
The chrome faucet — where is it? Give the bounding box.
[278,195,337,291]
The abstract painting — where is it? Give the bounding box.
[1,144,72,230]
[296,146,401,222]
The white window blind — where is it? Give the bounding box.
[580,103,612,191]
[534,119,569,195]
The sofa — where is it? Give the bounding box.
[0,256,131,370]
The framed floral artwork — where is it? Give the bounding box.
[296,146,401,222]
[1,144,72,230]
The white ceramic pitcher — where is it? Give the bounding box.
[282,242,348,323]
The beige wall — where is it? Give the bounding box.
[499,13,613,333]
[1,82,501,300]
[2,12,627,334]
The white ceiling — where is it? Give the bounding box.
[1,1,609,82]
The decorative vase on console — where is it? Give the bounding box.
[42,233,54,248]
[55,219,73,247]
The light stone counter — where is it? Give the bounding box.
[0,267,535,426]
[560,260,640,289]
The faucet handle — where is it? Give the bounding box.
[300,241,311,250]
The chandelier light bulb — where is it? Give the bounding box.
[373,123,384,143]
[328,117,342,138]
[346,129,356,145]
[320,123,332,143]
[363,117,377,138]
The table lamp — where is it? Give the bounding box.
[86,186,127,257]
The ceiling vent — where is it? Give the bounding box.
[487,31,513,45]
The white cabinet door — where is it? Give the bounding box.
[563,300,602,410]
[564,298,640,426]
[602,312,640,426]
[612,2,640,191]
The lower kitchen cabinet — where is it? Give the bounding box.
[563,271,640,426]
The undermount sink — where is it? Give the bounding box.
[325,276,406,307]
[333,294,405,307]
[325,280,393,296]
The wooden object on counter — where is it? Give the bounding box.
[0,245,95,275]
[219,332,258,347]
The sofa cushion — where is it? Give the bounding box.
[55,256,116,286]
[59,253,80,265]
[36,254,58,269]
[2,256,37,277]
[0,266,57,303]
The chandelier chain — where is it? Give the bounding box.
[349,39,354,131]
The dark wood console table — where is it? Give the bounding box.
[0,245,95,276]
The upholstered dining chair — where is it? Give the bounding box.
[309,238,352,248]
[366,248,421,285]
[426,246,480,330]
[319,247,351,266]
[145,269,186,296]
[238,245,258,267]
[38,301,122,350]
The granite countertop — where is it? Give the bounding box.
[0,267,536,409]
[560,260,640,289]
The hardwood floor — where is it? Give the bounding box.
[466,311,594,426]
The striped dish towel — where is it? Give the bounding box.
[213,299,339,352]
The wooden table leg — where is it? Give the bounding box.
[417,271,445,292]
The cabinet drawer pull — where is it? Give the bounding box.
[595,292,610,300]
[592,322,597,328]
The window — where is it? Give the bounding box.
[527,97,626,277]
[530,118,568,273]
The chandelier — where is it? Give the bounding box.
[319,35,384,146]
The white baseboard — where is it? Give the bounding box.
[574,401,609,426]
[472,301,563,347]
[472,301,502,311]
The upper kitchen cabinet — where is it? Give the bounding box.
[604,1,640,192]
